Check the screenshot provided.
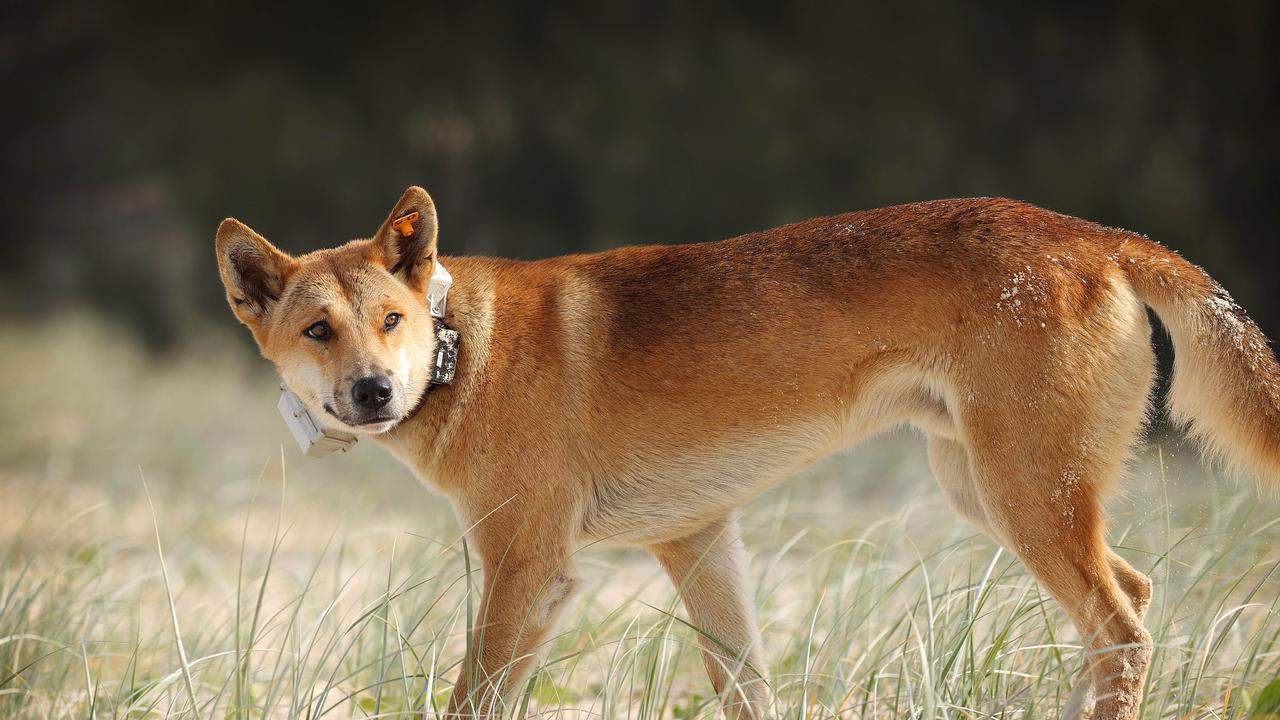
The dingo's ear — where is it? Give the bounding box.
[373,186,439,292]
[215,218,298,333]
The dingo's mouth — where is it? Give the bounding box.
[322,403,400,430]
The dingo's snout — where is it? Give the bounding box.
[352,375,394,411]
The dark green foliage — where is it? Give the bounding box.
[1,1,1276,348]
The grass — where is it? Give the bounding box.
[0,316,1278,718]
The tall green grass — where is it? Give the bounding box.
[1,318,1277,718]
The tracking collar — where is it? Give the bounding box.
[425,262,460,386]
[278,258,460,458]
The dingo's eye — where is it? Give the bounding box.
[304,321,331,340]
[384,313,402,330]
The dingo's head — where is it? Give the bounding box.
[216,187,441,434]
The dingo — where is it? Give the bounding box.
[216,187,1280,719]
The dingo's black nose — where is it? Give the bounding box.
[352,375,393,410]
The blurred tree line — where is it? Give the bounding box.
[1,1,1276,350]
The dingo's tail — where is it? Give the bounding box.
[1121,237,1280,488]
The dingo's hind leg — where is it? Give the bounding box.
[926,434,993,537]
[972,449,1150,720]
[958,389,1153,717]
[953,310,1156,717]
[1107,550,1152,621]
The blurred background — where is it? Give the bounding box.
[1,1,1277,350]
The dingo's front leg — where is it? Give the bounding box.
[650,514,770,720]
[448,524,576,718]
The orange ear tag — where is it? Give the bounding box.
[392,211,420,237]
